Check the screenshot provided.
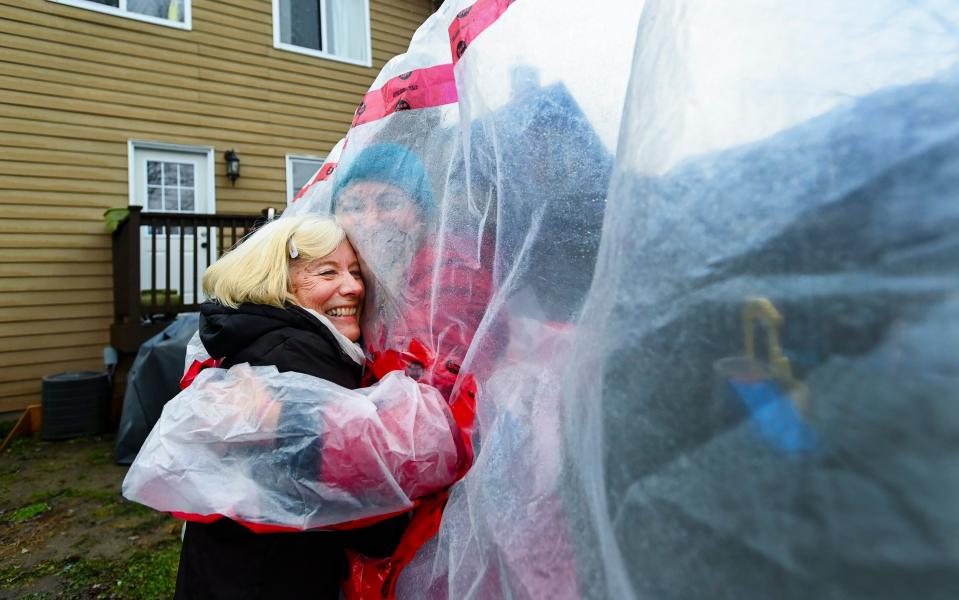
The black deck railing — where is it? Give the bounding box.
[110,206,264,352]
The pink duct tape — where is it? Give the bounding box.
[448,0,518,64]
[350,64,458,128]
[291,161,338,203]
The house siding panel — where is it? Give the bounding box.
[0,0,434,413]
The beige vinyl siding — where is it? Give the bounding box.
[0,0,434,413]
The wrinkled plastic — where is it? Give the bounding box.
[283,0,959,597]
[564,2,959,599]
[287,0,641,596]
[182,329,211,374]
[131,0,959,596]
[123,366,463,530]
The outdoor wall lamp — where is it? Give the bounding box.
[224,149,241,184]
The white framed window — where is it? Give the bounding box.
[129,141,216,304]
[48,0,191,30]
[273,0,372,67]
[287,154,327,203]
[129,141,214,213]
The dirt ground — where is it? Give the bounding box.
[0,430,181,599]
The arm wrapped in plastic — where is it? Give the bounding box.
[122,364,465,531]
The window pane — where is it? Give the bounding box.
[292,159,325,191]
[128,0,184,22]
[181,187,195,211]
[326,0,368,62]
[180,163,195,186]
[87,0,120,6]
[281,0,322,51]
[163,163,178,186]
[147,161,162,185]
[147,186,162,210]
[164,188,178,211]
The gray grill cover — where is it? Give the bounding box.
[114,314,199,465]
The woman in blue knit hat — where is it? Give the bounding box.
[333,143,435,290]
[331,143,491,597]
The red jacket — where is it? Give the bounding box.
[347,238,494,599]
[366,238,493,396]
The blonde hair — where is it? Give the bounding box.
[203,215,346,308]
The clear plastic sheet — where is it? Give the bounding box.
[562,2,959,599]
[123,367,462,530]
[288,0,642,596]
[132,0,959,596]
[320,0,955,597]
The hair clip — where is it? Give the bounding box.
[289,238,299,258]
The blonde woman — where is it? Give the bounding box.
[124,215,466,599]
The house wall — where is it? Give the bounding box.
[0,0,434,413]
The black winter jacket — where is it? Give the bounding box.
[200,302,362,387]
[174,302,406,600]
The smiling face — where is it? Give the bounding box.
[289,239,365,342]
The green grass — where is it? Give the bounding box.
[6,501,50,523]
[0,435,181,597]
[85,448,113,465]
[26,487,120,505]
[113,540,181,598]
[0,541,180,599]
[2,436,35,456]
[0,562,57,587]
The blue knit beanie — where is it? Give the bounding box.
[331,144,434,214]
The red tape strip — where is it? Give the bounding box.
[351,64,458,128]
[448,0,517,64]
